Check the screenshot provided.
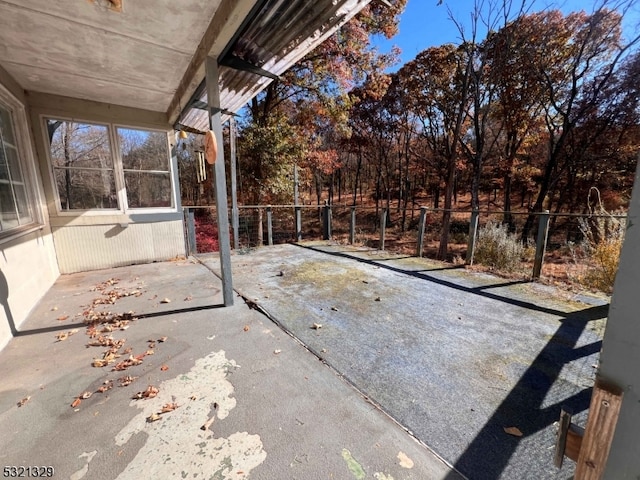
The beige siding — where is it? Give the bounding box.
[52,220,185,274]
[0,68,60,350]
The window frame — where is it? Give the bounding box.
[43,116,177,216]
[0,84,43,240]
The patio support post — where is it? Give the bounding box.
[229,116,240,250]
[267,206,273,246]
[416,207,427,257]
[532,210,550,279]
[350,207,356,245]
[380,208,387,251]
[466,209,479,265]
[206,56,234,306]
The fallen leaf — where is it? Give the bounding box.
[331,306,338,311]
[311,323,323,330]
[397,451,414,468]
[145,349,154,356]
[160,365,169,371]
[161,402,179,413]
[274,349,282,355]
[148,341,156,349]
[375,297,381,301]
[146,413,162,423]
[243,326,250,332]
[184,295,193,301]
[118,375,137,387]
[189,395,197,401]
[160,298,171,304]
[504,426,523,437]
[57,315,69,321]
[17,396,31,407]
[51,306,58,311]
[71,398,81,408]
[158,336,167,343]
[55,332,69,342]
[79,391,92,399]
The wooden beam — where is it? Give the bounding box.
[574,379,623,479]
[166,0,256,125]
[566,424,585,463]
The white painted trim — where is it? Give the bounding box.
[0,82,45,243]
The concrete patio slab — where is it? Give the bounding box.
[0,258,460,479]
[201,242,607,480]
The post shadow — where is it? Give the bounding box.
[444,304,608,479]
[0,269,16,336]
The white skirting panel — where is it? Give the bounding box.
[52,220,186,274]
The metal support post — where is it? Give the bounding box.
[266,206,273,246]
[206,56,234,306]
[466,209,479,265]
[350,207,356,245]
[380,208,387,250]
[532,210,550,279]
[416,207,427,257]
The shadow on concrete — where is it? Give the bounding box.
[0,269,16,336]
[10,304,225,337]
[295,244,606,479]
[294,244,562,316]
[445,305,606,479]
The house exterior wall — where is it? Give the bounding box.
[27,92,186,274]
[0,66,59,350]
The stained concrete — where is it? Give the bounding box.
[0,258,459,479]
[201,242,607,480]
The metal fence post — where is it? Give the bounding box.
[295,206,302,242]
[466,209,479,265]
[267,206,273,246]
[350,206,356,244]
[323,204,332,240]
[380,208,387,250]
[184,208,196,255]
[533,210,550,279]
[416,207,427,257]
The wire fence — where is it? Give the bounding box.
[183,204,626,287]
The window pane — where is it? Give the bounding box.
[0,144,8,180]
[124,171,171,208]
[48,120,113,170]
[54,168,118,210]
[5,145,22,182]
[0,182,18,229]
[13,184,33,224]
[118,128,169,171]
[0,107,15,144]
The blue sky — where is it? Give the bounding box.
[372,0,640,69]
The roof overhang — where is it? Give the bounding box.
[0,0,372,131]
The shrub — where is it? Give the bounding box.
[576,212,624,293]
[474,221,524,272]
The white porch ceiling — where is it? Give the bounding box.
[0,0,374,126]
[0,0,235,112]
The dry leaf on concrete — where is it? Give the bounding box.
[503,426,523,437]
[17,396,31,407]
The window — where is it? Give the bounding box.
[117,128,172,208]
[45,119,174,212]
[0,104,36,232]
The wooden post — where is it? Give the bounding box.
[416,207,427,257]
[574,379,623,479]
[350,206,356,245]
[229,116,240,250]
[532,210,550,279]
[380,208,387,251]
[466,209,479,265]
[266,206,273,246]
[205,57,233,306]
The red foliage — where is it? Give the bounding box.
[194,215,219,253]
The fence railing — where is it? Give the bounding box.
[183,204,626,282]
